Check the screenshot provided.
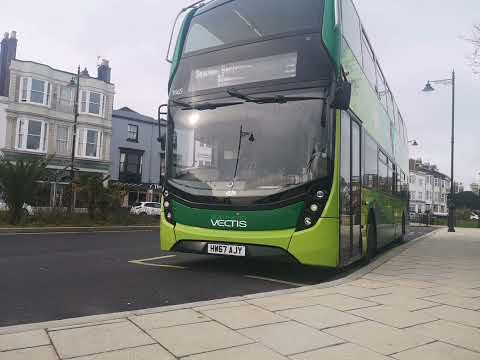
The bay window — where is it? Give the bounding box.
[16,118,48,152]
[76,128,102,159]
[80,90,106,116]
[19,77,51,106]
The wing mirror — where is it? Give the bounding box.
[331,80,352,111]
[158,104,168,151]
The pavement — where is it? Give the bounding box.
[1,227,479,359]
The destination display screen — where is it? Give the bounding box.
[188,52,298,92]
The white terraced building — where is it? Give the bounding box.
[409,159,452,218]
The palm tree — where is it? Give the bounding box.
[76,174,112,220]
[0,154,51,224]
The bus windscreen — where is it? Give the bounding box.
[183,0,323,55]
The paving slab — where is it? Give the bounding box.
[277,305,365,330]
[348,279,394,289]
[367,294,438,311]
[72,344,175,360]
[129,309,209,330]
[48,319,125,332]
[408,319,480,353]
[48,321,154,359]
[324,320,433,355]
[146,321,252,357]
[417,304,480,328]
[0,330,50,352]
[0,345,58,360]
[423,294,480,310]
[297,293,377,311]
[392,341,480,360]
[384,278,440,289]
[193,301,248,312]
[200,304,286,330]
[246,294,338,312]
[332,284,393,298]
[349,305,438,328]
[385,286,445,298]
[239,321,343,355]
[290,342,392,360]
[291,287,340,297]
[182,343,288,360]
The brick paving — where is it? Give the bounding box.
[0,228,479,360]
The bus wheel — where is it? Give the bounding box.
[366,218,377,262]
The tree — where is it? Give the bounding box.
[466,24,480,74]
[0,155,50,224]
[76,174,124,220]
[454,191,480,211]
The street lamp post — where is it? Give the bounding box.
[422,70,456,232]
[68,66,81,214]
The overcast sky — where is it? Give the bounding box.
[1,0,479,188]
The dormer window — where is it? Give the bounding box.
[19,77,51,106]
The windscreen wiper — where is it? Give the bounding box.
[227,89,326,104]
[172,99,243,111]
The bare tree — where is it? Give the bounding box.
[466,24,480,74]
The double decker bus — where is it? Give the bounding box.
[159,0,409,267]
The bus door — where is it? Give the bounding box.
[340,112,363,266]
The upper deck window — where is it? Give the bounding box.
[183,0,323,55]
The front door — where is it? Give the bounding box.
[340,112,362,265]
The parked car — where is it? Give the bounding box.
[0,200,34,216]
[470,213,480,221]
[130,202,161,216]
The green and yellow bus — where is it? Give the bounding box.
[159,0,409,268]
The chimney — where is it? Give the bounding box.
[97,58,111,83]
[0,31,17,97]
[80,67,90,77]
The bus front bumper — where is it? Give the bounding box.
[160,217,340,267]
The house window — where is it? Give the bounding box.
[434,178,439,187]
[418,192,423,200]
[56,125,70,154]
[410,191,416,200]
[80,90,105,116]
[16,119,48,152]
[76,128,102,159]
[409,175,415,184]
[119,149,144,184]
[127,124,139,142]
[58,86,74,113]
[19,77,51,106]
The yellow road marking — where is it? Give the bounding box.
[244,275,306,287]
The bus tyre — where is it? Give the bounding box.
[366,219,377,262]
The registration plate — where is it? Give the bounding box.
[207,244,246,257]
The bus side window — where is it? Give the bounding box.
[387,160,393,194]
[378,152,388,193]
[396,170,402,195]
[401,171,408,200]
[364,133,377,190]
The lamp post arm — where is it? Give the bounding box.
[429,78,453,85]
